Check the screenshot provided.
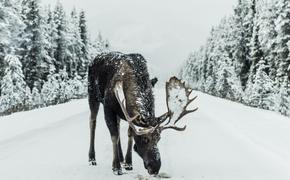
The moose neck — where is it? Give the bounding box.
[121,62,155,127]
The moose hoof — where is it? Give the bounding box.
[124,163,133,171]
[89,159,97,166]
[113,168,123,175]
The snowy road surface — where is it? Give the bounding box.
[1,89,290,180]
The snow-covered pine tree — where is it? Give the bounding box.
[179,0,290,117]
[58,68,73,103]
[248,8,263,84]
[195,48,206,91]
[78,10,89,78]
[274,0,290,87]
[41,71,59,106]
[214,17,243,101]
[70,73,87,98]
[45,6,58,72]
[180,53,195,87]
[94,32,109,53]
[20,0,51,90]
[0,55,30,114]
[243,0,256,54]
[181,48,206,91]
[275,76,290,116]
[53,1,71,74]
[258,1,278,82]
[216,63,243,101]
[31,86,43,108]
[232,0,252,88]
[202,28,218,95]
[66,8,83,78]
[0,0,109,114]
[244,58,275,109]
[24,86,33,110]
[0,0,24,93]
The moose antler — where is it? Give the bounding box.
[114,81,157,135]
[159,77,198,131]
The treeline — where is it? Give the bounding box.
[180,0,290,116]
[0,0,109,115]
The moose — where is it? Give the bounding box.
[88,52,197,175]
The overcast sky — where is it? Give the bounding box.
[42,0,236,80]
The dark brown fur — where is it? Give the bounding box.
[88,52,160,175]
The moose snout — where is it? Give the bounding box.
[148,167,157,175]
[144,160,161,175]
[134,144,161,175]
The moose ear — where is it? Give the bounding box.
[151,77,158,87]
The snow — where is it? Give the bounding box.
[167,83,188,123]
[1,89,290,179]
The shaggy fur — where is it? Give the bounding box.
[88,52,156,126]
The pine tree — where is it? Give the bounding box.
[180,53,195,86]
[45,6,58,72]
[66,8,83,78]
[41,72,59,106]
[258,1,278,82]
[216,59,242,101]
[78,10,89,77]
[58,68,72,103]
[275,0,290,86]
[95,32,109,52]
[179,0,290,117]
[0,0,24,93]
[24,86,33,110]
[244,58,275,109]
[0,55,29,114]
[232,0,252,88]
[201,28,218,94]
[243,0,256,52]
[53,1,70,73]
[181,49,206,90]
[20,0,51,90]
[275,77,290,116]
[0,1,106,114]
[31,86,43,108]
[248,10,263,84]
[70,73,86,98]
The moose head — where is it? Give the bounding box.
[114,76,198,175]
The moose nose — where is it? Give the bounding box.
[147,167,159,175]
[145,161,160,175]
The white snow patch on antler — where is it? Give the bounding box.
[167,85,188,122]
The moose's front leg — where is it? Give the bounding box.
[124,127,133,170]
[104,107,123,175]
[88,99,100,166]
[89,112,97,165]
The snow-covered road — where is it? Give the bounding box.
[1,89,290,180]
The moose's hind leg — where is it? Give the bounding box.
[124,127,133,170]
[104,107,123,175]
[117,116,124,164]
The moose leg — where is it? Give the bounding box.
[88,100,100,166]
[116,116,124,163]
[118,139,124,163]
[104,107,123,175]
[124,127,133,170]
